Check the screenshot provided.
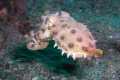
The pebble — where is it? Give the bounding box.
[32,77,42,80]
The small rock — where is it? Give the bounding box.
[32,77,42,80]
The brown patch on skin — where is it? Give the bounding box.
[83,47,102,57]
[57,41,60,46]
[75,54,84,58]
[66,26,70,29]
[62,46,68,51]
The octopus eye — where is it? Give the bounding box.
[89,44,93,47]
[82,47,88,51]
[69,44,74,48]
[53,31,57,35]
[62,24,67,27]
[60,36,64,40]
[71,30,76,33]
[41,29,45,33]
[78,38,82,42]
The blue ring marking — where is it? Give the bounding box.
[62,24,67,27]
[31,44,35,46]
[27,32,30,35]
[38,42,41,45]
[78,38,82,42]
[33,35,38,41]
[89,36,93,40]
[58,11,61,16]
[82,47,88,51]
[34,30,37,33]
[52,25,55,27]
[69,44,74,48]
[29,40,35,43]
[53,31,57,35]
[89,44,93,47]
[41,29,45,33]
[60,36,64,40]
[60,20,64,22]
[71,30,75,33]
[94,44,96,47]
[37,33,40,37]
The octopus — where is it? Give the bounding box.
[24,11,103,60]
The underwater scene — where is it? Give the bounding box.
[0,0,120,80]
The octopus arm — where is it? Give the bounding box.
[27,40,49,50]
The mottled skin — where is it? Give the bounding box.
[24,11,103,60]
